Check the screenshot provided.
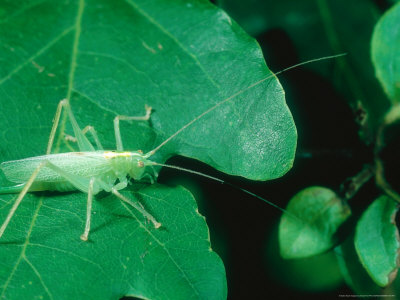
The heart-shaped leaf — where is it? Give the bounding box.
[372,2,400,104]
[335,236,382,295]
[279,186,351,259]
[355,195,400,287]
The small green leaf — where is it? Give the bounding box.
[279,186,351,259]
[266,224,344,292]
[355,195,400,287]
[371,2,400,103]
[335,236,382,295]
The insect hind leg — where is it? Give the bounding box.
[46,99,97,154]
[46,99,68,154]
[0,161,48,239]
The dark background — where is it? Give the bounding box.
[160,0,396,299]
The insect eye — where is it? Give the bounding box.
[137,161,144,168]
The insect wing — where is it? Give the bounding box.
[0,152,112,183]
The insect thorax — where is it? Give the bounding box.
[104,151,150,181]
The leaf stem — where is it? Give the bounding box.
[374,104,400,203]
[340,164,375,201]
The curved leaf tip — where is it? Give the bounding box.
[355,195,400,287]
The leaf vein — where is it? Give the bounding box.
[66,0,85,100]
[24,256,53,300]
[119,200,201,297]
[124,0,220,90]
[78,51,157,86]
[0,0,48,25]
[28,243,105,270]
[0,26,74,86]
[0,198,43,297]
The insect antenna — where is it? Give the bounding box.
[151,161,302,221]
[145,53,347,158]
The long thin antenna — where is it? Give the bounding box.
[145,53,347,158]
[151,162,301,220]
[151,162,224,183]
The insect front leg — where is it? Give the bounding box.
[111,188,161,229]
[113,104,152,151]
[145,165,159,184]
[0,161,48,239]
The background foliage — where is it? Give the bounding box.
[216,0,400,298]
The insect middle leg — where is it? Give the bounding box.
[80,178,95,241]
[64,125,104,150]
[37,163,102,241]
[113,104,152,151]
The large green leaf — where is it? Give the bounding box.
[279,186,351,259]
[0,184,226,299]
[335,236,382,295]
[0,0,297,298]
[355,195,400,287]
[371,2,400,104]
[219,0,390,141]
[1,0,296,180]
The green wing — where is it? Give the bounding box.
[0,152,112,183]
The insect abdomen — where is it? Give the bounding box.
[1,152,112,184]
[0,181,77,194]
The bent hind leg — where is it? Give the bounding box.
[0,162,48,239]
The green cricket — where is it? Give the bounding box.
[0,99,165,241]
[0,55,344,242]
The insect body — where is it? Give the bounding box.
[1,151,151,193]
[0,99,160,241]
